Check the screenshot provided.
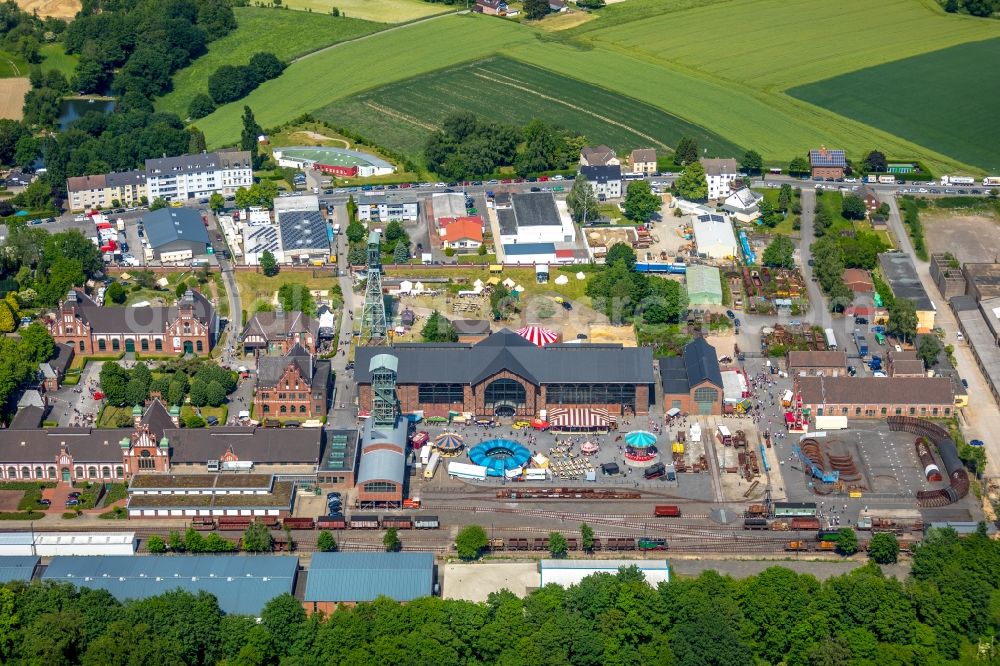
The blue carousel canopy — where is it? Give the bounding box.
[468,439,532,477]
[625,430,657,448]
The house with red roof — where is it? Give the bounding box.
[443,216,484,250]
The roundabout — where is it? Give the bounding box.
[468,439,533,477]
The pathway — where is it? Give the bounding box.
[291,11,460,64]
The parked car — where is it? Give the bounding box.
[854,316,868,325]
[726,310,735,319]
[65,499,79,506]
[38,498,51,506]
[962,379,969,389]
[970,439,985,447]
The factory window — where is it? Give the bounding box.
[112,339,120,351]
[280,406,287,413]
[693,388,718,404]
[484,379,526,408]
[262,405,270,413]
[155,339,163,351]
[88,466,97,478]
[141,339,149,351]
[909,408,916,415]
[881,408,887,415]
[932,408,939,416]
[418,384,465,404]
[47,466,56,479]
[363,481,396,494]
[115,466,124,478]
[300,405,307,413]
[7,466,16,479]
[75,466,83,478]
[196,341,203,352]
[98,339,107,351]
[21,466,30,478]
[102,466,111,478]
[895,408,902,415]
[547,384,636,408]
[855,408,861,415]
[945,408,951,415]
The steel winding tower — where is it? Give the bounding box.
[369,353,399,427]
[360,230,387,346]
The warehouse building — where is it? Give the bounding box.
[878,252,936,332]
[354,329,655,421]
[692,213,738,259]
[0,556,39,582]
[539,559,670,587]
[43,555,298,616]
[141,207,211,262]
[786,351,848,377]
[355,416,407,508]
[497,192,575,247]
[278,210,330,265]
[685,265,723,305]
[659,337,724,415]
[304,552,434,613]
[797,375,955,418]
[951,295,1000,406]
[126,474,295,518]
[0,533,136,556]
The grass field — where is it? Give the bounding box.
[235,271,339,313]
[0,49,27,78]
[315,56,740,165]
[157,7,386,119]
[789,38,1000,173]
[40,43,79,78]
[196,3,998,175]
[281,0,449,22]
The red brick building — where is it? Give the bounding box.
[786,350,849,377]
[809,147,847,179]
[355,418,407,508]
[797,375,955,419]
[354,329,654,423]
[241,306,318,355]
[253,344,332,419]
[659,337,724,415]
[50,289,217,355]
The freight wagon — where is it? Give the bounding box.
[654,505,682,517]
[773,502,818,517]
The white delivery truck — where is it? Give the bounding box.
[424,451,440,479]
[814,415,848,430]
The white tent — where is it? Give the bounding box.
[473,278,484,288]
[689,423,702,443]
[414,281,425,293]
[503,278,516,289]
[399,280,413,294]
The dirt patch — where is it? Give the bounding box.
[0,490,24,511]
[535,10,597,31]
[290,130,350,148]
[0,78,29,120]
[16,0,80,19]
[924,210,1000,263]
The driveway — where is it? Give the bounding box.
[49,361,105,427]
[883,195,1000,476]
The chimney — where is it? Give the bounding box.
[169,405,181,427]
[276,303,285,319]
[819,145,828,157]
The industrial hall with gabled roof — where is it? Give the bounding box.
[354,329,655,421]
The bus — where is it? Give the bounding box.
[823,328,837,350]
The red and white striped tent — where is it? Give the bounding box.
[548,407,613,430]
[516,325,558,346]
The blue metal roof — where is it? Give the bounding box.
[42,555,297,616]
[503,243,556,255]
[0,556,39,582]
[304,552,434,602]
[141,207,210,250]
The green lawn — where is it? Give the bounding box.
[0,49,27,78]
[756,188,800,237]
[315,56,740,166]
[235,271,340,312]
[40,43,79,78]
[157,7,387,118]
[282,0,449,22]
[97,405,134,428]
[789,38,1000,173]
[815,190,851,232]
[197,3,995,175]
[181,404,228,425]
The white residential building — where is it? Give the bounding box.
[356,194,418,222]
[700,158,739,200]
[722,188,763,223]
[580,165,623,200]
[145,150,252,202]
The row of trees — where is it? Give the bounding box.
[0,323,55,420]
[425,112,584,180]
[192,52,285,117]
[2,225,104,307]
[1,525,995,665]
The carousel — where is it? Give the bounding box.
[624,430,659,463]
[433,432,465,457]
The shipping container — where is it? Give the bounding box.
[414,515,440,529]
[654,505,681,517]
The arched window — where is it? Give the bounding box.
[98,339,107,351]
[115,466,124,478]
[138,449,155,470]
[300,405,307,413]
[141,339,149,351]
[88,466,97,478]
[21,466,30,478]
[196,341,203,352]
[75,466,84,478]
[112,339,120,351]
[47,466,56,479]
[262,405,269,413]
[280,405,287,413]
[34,466,43,478]
[484,378,526,408]
[6,466,15,479]
[155,339,163,351]
[79,341,85,352]
[101,466,111,478]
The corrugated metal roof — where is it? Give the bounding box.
[304,552,433,602]
[540,559,667,570]
[141,207,210,250]
[43,555,297,615]
[0,556,39,581]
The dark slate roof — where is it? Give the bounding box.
[0,428,129,462]
[304,552,433,603]
[106,169,147,188]
[142,399,174,440]
[256,344,314,388]
[49,343,75,375]
[279,210,329,253]
[167,427,322,464]
[878,252,935,310]
[68,289,214,333]
[141,207,210,250]
[580,165,622,184]
[659,338,722,394]
[354,329,654,386]
[241,310,318,342]
[809,149,847,168]
[511,192,562,227]
[145,150,251,176]
[453,319,491,335]
[9,406,45,430]
[497,208,517,236]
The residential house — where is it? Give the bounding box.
[241,306,319,355]
[547,0,567,10]
[66,170,147,212]
[580,165,622,200]
[50,288,217,355]
[659,337,724,415]
[860,186,879,211]
[842,268,874,293]
[629,148,657,175]
[721,188,762,223]
[254,343,332,419]
[442,217,484,250]
[475,0,507,14]
[145,150,252,202]
[699,158,739,200]
[39,343,75,392]
[809,147,847,179]
[579,145,619,168]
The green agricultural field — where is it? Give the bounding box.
[315,56,741,165]
[282,0,450,22]
[157,7,386,119]
[0,49,27,78]
[577,0,1000,89]
[40,43,78,78]
[789,39,1000,173]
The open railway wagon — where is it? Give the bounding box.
[188,514,441,532]
[497,488,641,500]
[487,535,664,552]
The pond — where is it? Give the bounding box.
[59,98,116,130]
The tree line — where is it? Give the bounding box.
[1,526,999,664]
[190,52,285,119]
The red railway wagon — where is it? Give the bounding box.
[654,505,682,517]
[317,514,347,530]
[283,517,316,530]
[381,515,413,530]
[790,518,821,531]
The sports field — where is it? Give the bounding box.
[157,7,385,119]
[281,0,449,22]
[195,2,999,175]
[315,56,741,164]
[789,38,1000,173]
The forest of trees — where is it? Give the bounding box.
[0,526,998,665]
